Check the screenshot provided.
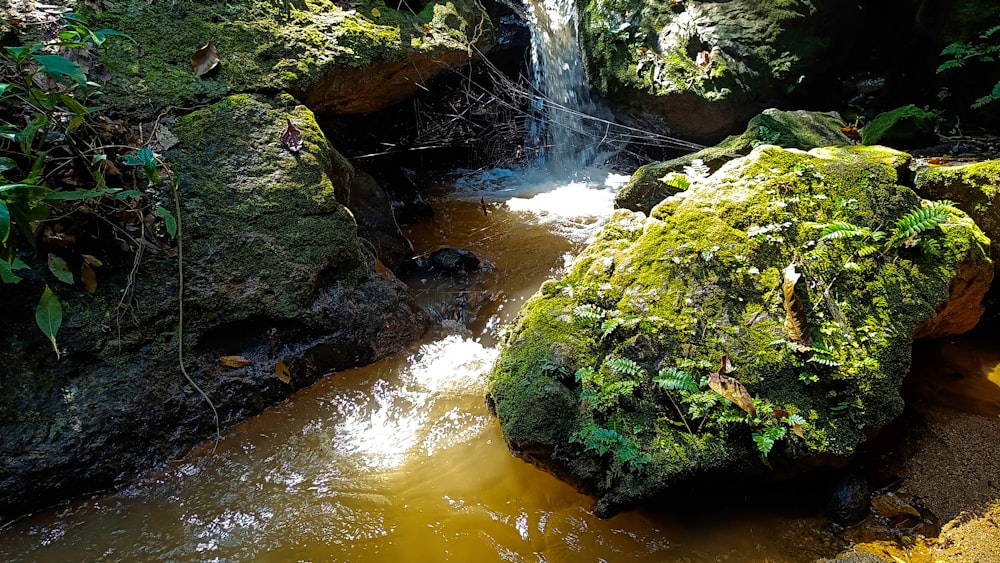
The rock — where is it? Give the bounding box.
[488,144,991,517]
[828,469,872,526]
[93,0,495,119]
[915,160,1000,273]
[860,105,938,148]
[348,169,415,272]
[616,109,851,213]
[579,0,857,141]
[427,248,481,274]
[0,95,429,521]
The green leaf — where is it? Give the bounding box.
[138,147,154,163]
[0,199,8,244]
[44,188,106,201]
[0,157,16,174]
[48,254,74,284]
[32,54,87,88]
[59,94,89,116]
[156,206,177,238]
[36,285,63,358]
[0,83,11,98]
[122,154,144,166]
[112,189,142,200]
[0,259,26,283]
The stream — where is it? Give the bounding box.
[0,168,847,561]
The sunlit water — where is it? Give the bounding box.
[0,169,845,562]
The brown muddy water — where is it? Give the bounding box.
[0,169,995,562]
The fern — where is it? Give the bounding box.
[605,357,646,378]
[683,158,710,181]
[892,201,956,240]
[573,303,606,326]
[654,367,698,392]
[601,315,641,339]
[752,424,788,457]
[819,222,868,241]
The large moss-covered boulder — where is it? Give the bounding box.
[488,145,991,517]
[92,0,494,118]
[916,160,1000,272]
[0,94,428,520]
[616,108,851,213]
[579,0,855,141]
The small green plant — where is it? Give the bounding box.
[813,199,958,259]
[937,25,1000,109]
[0,15,173,355]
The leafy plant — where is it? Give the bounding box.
[0,14,165,354]
[572,422,650,475]
[937,25,1000,108]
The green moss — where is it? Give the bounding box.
[616,109,851,213]
[490,145,991,512]
[90,0,492,119]
[860,105,939,147]
[164,94,364,323]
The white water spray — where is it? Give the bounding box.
[524,0,608,173]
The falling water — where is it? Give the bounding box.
[524,0,608,173]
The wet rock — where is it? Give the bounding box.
[348,169,415,272]
[489,144,991,517]
[616,109,851,213]
[427,248,482,274]
[0,95,429,522]
[829,470,872,526]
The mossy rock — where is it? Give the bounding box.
[860,105,938,147]
[489,145,991,517]
[579,0,856,140]
[616,109,851,214]
[0,94,429,520]
[916,160,1000,272]
[91,0,494,119]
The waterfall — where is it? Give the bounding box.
[524,0,608,174]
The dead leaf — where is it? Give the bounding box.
[281,119,303,153]
[82,254,103,267]
[871,492,921,518]
[696,50,713,72]
[783,263,811,349]
[220,355,252,368]
[154,126,180,151]
[191,42,220,77]
[708,355,756,416]
[790,423,805,438]
[80,262,97,293]
[373,258,393,280]
[275,360,291,384]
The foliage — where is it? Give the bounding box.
[0,14,172,354]
[937,25,1000,109]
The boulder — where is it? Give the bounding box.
[488,145,991,517]
[0,94,429,521]
[579,0,856,141]
[860,105,938,147]
[616,108,852,213]
[92,0,495,119]
[915,160,1000,272]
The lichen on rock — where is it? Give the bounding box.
[488,144,991,517]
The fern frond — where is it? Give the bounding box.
[893,204,954,239]
[605,357,645,378]
[819,222,870,241]
[654,367,698,393]
[858,244,879,257]
[601,315,641,339]
[573,304,605,326]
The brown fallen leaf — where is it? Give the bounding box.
[708,355,756,417]
[373,258,393,280]
[275,360,291,384]
[871,492,921,518]
[695,50,713,73]
[281,118,303,153]
[80,263,97,293]
[220,355,251,368]
[790,423,805,438]
[191,42,220,77]
[783,263,811,350]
